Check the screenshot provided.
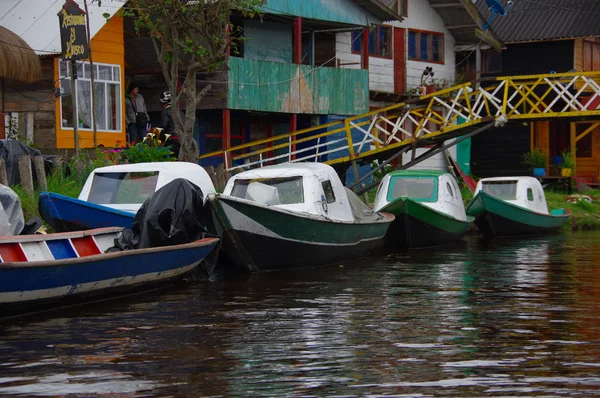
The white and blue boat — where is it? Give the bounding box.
[0,227,219,314]
[39,162,216,232]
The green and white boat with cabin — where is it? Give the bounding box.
[466,176,571,238]
[373,170,474,248]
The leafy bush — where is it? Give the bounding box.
[521,148,547,169]
[120,128,175,163]
[560,150,575,169]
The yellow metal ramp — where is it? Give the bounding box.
[199,72,600,171]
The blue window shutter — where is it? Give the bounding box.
[409,31,416,59]
[421,34,429,60]
[351,31,361,53]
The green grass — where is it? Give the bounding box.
[11,163,94,228]
[545,190,600,230]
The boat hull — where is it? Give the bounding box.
[0,232,219,314]
[466,192,571,238]
[39,192,135,232]
[208,195,393,272]
[381,198,473,248]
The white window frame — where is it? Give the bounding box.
[58,59,122,132]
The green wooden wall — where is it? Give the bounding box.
[227,57,369,116]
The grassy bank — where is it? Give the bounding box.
[546,190,600,230]
[11,162,95,227]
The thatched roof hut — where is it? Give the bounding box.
[0,26,42,83]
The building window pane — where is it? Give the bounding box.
[420,34,429,60]
[98,65,112,80]
[61,79,73,128]
[408,31,416,59]
[432,35,440,62]
[379,27,391,57]
[351,31,361,53]
[77,80,92,129]
[108,83,121,131]
[576,133,593,158]
[94,82,107,130]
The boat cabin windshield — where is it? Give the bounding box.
[231,176,304,205]
[87,171,159,205]
[482,180,517,200]
[387,176,437,202]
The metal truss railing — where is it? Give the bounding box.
[199,71,600,172]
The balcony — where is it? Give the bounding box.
[227,57,369,116]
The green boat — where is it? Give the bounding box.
[466,177,571,238]
[207,163,394,272]
[373,170,474,248]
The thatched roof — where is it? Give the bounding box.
[0,26,42,82]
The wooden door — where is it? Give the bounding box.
[394,27,406,94]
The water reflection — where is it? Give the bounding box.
[0,232,599,396]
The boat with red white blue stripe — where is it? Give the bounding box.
[0,227,219,315]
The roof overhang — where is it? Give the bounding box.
[429,0,503,51]
[355,0,403,22]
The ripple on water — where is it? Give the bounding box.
[0,232,599,396]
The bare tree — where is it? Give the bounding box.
[126,0,264,162]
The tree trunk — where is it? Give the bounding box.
[178,68,199,163]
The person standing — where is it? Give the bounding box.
[159,90,183,158]
[125,82,149,144]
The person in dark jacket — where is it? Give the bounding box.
[125,82,149,144]
[159,91,182,158]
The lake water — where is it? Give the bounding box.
[1,232,599,397]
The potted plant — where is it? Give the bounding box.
[559,150,575,177]
[522,148,547,177]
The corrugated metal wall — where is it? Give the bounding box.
[244,20,292,63]
[262,0,381,26]
[227,57,369,115]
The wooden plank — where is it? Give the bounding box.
[0,243,27,263]
[20,241,53,262]
[71,236,101,257]
[3,102,54,112]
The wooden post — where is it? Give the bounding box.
[18,156,34,196]
[570,122,577,173]
[215,163,226,192]
[0,158,7,186]
[71,61,80,159]
[222,109,231,168]
[290,114,297,161]
[293,17,302,64]
[33,156,47,191]
[52,156,64,173]
[362,27,369,70]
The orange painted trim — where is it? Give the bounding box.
[54,15,126,149]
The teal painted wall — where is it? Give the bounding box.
[244,20,292,63]
[228,57,369,116]
[456,116,471,175]
[261,0,383,26]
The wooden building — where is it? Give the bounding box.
[0,0,400,158]
[460,0,600,184]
